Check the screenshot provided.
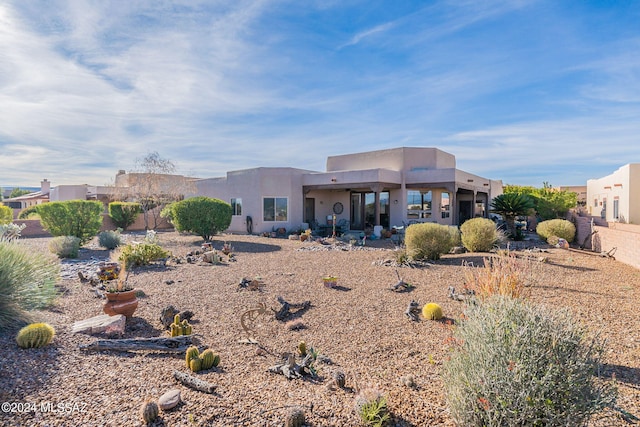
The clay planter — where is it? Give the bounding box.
[103,290,139,318]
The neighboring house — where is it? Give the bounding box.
[558,185,587,207]
[194,147,503,235]
[2,179,51,210]
[586,163,640,224]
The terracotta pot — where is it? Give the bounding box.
[103,289,139,318]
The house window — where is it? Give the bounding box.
[231,198,242,216]
[263,197,288,222]
[442,192,451,219]
[407,190,432,219]
[613,198,619,220]
[594,198,598,208]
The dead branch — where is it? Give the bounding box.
[173,370,216,394]
[79,335,196,352]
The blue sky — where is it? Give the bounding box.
[1,0,639,188]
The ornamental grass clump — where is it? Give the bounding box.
[463,253,533,300]
[48,236,81,259]
[536,219,576,243]
[443,296,616,427]
[460,217,501,252]
[405,222,460,261]
[0,241,59,328]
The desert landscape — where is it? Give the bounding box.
[1,231,639,427]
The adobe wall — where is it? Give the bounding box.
[573,213,640,270]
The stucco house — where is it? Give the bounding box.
[194,147,503,235]
[2,179,51,210]
[586,163,640,224]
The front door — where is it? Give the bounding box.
[304,198,315,224]
[350,193,364,230]
[459,200,473,225]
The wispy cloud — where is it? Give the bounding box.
[339,21,395,49]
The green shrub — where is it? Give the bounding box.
[37,200,103,244]
[170,197,232,241]
[98,230,122,249]
[354,387,390,427]
[0,205,13,224]
[536,219,576,243]
[108,202,141,230]
[49,236,81,258]
[443,296,616,426]
[118,242,169,268]
[460,218,500,252]
[405,222,460,261]
[18,205,40,219]
[0,241,59,328]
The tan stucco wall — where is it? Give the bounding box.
[49,185,89,202]
[326,147,455,172]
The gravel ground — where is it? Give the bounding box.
[0,231,639,427]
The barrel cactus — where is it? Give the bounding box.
[140,400,159,424]
[189,357,203,373]
[16,323,56,349]
[185,346,200,368]
[201,349,220,370]
[422,303,444,320]
[285,407,306,427]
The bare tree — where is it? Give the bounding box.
[113,152,194,230]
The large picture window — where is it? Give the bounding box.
[407,190,432,219]
[231,198,242,216]
[263,197,288,222]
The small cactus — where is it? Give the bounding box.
[422,302,443,320]
[185,346,200,368]
[201,349,221,370]
[284,407,305,427]
[333,370,346,388]
[16,323,56,349]
[140,400,159,424]
[297,340,307,356]
[169,314,192,337]
[189,357,202,373]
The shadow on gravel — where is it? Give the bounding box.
[210,239,282,254]
[603,363,640,388]
[544,259,598,272]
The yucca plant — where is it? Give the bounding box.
[0,241,59,328]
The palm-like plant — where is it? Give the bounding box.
[490,193,535,238]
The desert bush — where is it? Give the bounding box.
[0,223,26,241]
[405,222,460,261]
[18,205,39,219]
[49,236,81,258]
[460,218,500,252]
[169,196,232,241]
[463,254,532,300]
[443,296,616,427]
[98,230,122,249]
[0,205,13,224]
[0,241,59,328]
[37,200,103,244]
[118,242,169,268]
[536,219,576,243]
[108,202,141,230]
[354,387,390,427]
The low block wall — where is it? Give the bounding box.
[16,207,173,239]
[573,213,640,270]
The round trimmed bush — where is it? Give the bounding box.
[405,222,460,261]
[443,296,616,426]
[0,205,13,225]
[460,218,500,252]
[169,197,232,241]
[536,219,576,243]
[98,230,122,250]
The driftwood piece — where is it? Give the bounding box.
[238,278,265,291]
[274,296,311,321]
[173,370,216,394]
[79,335,195,352]
[405,300,420,321]
[268,353,315,379]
